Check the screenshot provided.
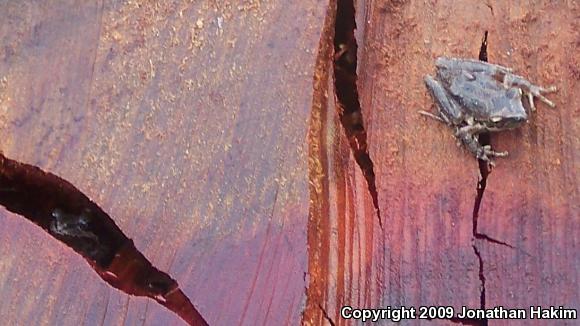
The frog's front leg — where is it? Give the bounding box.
[455,123,508,164]
[420,75,464,125]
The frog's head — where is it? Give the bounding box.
[51,208,64,219]
[434,59,460,87]
[489,88,528,129]
[51,207,92,228]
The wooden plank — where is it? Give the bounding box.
[357,0,578,324]
[0,0,327,324]
[1,0,578,325]
[470,1,579,317]
[305,0,578,325]
[306,2,480,324]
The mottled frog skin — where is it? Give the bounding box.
[420,57,557,164]
[51,208,98,242]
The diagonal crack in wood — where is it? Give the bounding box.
[0,153,208,326]
[318,304,337,326]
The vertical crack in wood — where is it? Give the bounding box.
[469,30,492,326]
[0,153,208,326]
[333,0,382,228]
[472,32,517,250]
[473,244,487,320]
[472,32,516,249]
[472,173,489,321]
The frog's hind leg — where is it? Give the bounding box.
[420,75,463,125]
[504,74,557,111]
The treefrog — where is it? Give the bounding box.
[420,57,557,164]
[50,208,99,242]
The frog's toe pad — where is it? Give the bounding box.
[530,85,557,108]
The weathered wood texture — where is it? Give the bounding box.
[305,0,578,325]
[0,1,326,325]
[368,0,579,311]
[1,0,578,325]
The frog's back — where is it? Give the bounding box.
[447,70,514,120]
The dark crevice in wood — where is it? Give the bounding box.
[470,169,490,325]
[478,31,489,62]
[333,0,382,228]
[0,153,208,326]
[469,31,531,325]
[472,244,488,326]
[472,31,518,251]
[483,1,494,16]
[469,31,491,326]
[472,32,518,251]
[472,165,515,250]
[475,233,515,249]
[318,304,337,326]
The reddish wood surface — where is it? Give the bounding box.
[366,0,578,317]
[304,0,578,325]
[0,1,326,325]
[0,0,578,325]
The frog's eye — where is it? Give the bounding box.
[51,208,63,218]
[491,116,502,122]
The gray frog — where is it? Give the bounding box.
[420,57,557,164]
[50,208,98,242]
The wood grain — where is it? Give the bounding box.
[0,0,578,325]
[0,0,326,324]
[365,0,579,315]
[305,0,578,325]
